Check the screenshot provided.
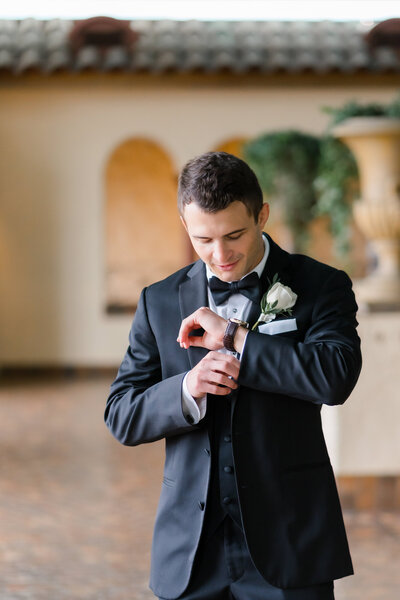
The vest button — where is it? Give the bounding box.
[222,496,232,505]
[198,501,205,511]
[204,448,210,456]
[223,435,231,442]
[223,466,233,473]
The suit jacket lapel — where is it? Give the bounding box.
[247,234,293,328]
[234,236,294,414]
[179,260,209,369]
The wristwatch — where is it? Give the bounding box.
[223,318,249,352]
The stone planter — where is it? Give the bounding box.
[333,117,400,307]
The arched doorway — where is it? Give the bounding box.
[105,138,185,311]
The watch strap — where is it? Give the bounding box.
[223,319,239,352]
[223,318,249,352]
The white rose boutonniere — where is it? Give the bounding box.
[252,273,297,331]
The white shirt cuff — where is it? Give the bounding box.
[182,373,207,424]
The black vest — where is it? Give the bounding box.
[205,391,242,534]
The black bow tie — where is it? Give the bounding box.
[209,271,261,306]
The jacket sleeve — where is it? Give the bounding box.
[238,269,362,406]
[104,287,197,446]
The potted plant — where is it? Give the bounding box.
[330,97,400,307]
[243,131,321,253]
[243,131,358,256]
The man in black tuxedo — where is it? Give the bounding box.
[105,152,362,600]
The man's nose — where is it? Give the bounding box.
[213,242,231,263]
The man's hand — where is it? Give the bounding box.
[177,306,248,354]
[185,351,240,399]
[177,307,226,351]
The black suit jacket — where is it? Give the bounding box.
[105,235,362,599]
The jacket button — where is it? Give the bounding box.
[223,466,233,473]
[223,435,231,442]
[222,496,231,505]
[204,448,210,456]
[198,501,205,511]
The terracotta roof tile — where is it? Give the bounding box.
[1,18,399,75]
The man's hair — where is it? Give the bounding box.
[178,151,263,221]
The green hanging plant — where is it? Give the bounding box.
[313,136,359,256]
[243,130,359,258]
[243,131,321,252]
[323,94,400,126]
[244,95,400,259]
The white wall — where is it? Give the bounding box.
[0,78,399,475]
[1,79,398,365]
[322,312,400,475]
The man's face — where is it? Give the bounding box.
[181,201,269,281]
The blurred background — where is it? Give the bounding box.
[0,1,399,598]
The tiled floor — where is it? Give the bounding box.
[0,377,399,599]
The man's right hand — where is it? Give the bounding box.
[186,351,240,399]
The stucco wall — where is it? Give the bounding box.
[1,78,398,364]
[321,312,400,475]
[0,77,399,474]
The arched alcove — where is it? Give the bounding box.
[214,137,248,158]
[105,138,185,311]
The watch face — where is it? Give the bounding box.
[230,318,249,327]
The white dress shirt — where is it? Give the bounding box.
[182,236,270,424]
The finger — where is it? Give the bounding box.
[208,372,239,389]
[186,335,206,348]
[209,358,240,379]
[177,308,207,347]
[200,353,240,378]
[178,307,216,344]
[203,382,237,396]
[178,317,201,348]
[209,351,241,366]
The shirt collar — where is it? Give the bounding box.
[206,234,270,282]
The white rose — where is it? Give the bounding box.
[266,282,297,311]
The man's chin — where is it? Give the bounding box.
[213,265,244,281]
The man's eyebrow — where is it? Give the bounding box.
[193,228,247,239]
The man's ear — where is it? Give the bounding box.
[258,203,270,229]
